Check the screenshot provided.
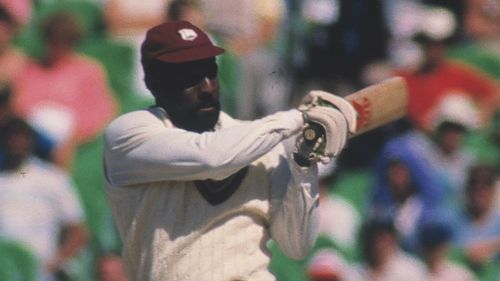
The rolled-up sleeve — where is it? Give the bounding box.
[268,157,320,260]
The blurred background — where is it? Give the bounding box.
[0,0,498,280]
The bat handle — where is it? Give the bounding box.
[293,123,325,167]
[303,122,324,145]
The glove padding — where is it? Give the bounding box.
[296,90,358,163]
[301,90,357,134]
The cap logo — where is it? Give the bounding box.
[178,28,198,41]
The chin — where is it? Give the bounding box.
[166,102,221,132]
[174,109,220,133]
[195,110,220,132]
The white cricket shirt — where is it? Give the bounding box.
[103,107,320,281]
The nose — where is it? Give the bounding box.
[200,77,215,92]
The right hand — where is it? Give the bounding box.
[294,91,357,164]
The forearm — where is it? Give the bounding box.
[47,224,88,272]
[105,110,303,185]
[269,159,320,260]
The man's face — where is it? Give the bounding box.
[387,161,413,202]
[152,58,221,133]
[467,183,494,216]
[372,231,396,261]
[164,77,221,133]
[2,131,34,170]
[437,127,464,155]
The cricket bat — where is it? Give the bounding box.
[303,77,409,142]
[346,76,408,137]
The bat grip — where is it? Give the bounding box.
[293,122,325,167]
[303,122,325,145]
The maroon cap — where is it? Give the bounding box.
[141,21,225,63]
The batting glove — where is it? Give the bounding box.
[294,91,357,165]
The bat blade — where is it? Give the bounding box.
[347,76,408,137]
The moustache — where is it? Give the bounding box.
[196,99,219,110]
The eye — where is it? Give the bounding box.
[185,76,205,88]
[206,65,218,80]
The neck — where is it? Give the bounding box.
[424,255,441,273]
[418,60,441,74]
[42,51,71,68]
[392,187,413,204]
[3,156,25,171]
[467,204,490,222]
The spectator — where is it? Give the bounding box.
[447,0,499,94]
[370,133,447,252]
[463,0,500,45]
[0,83,54,166]
[96,253,127,281]
[454,164,500,268]
[370,95,482,237]
[165,0,205,29]
[0,3,27,85]
[424,95,480,200]
[104,0,166,37]
[448,0,500,86]
[12,11,118,169]
[0,0,32,27]
[104,0,167,99]
[346,218,428,281]
[0,118,88,280]
[418,222,476,281]
[395,5,499,132]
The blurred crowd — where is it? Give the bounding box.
[0,0,498,280]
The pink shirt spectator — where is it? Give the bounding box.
[13,54,117,144]
[0,47,27,84]
[0,0,32,26]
